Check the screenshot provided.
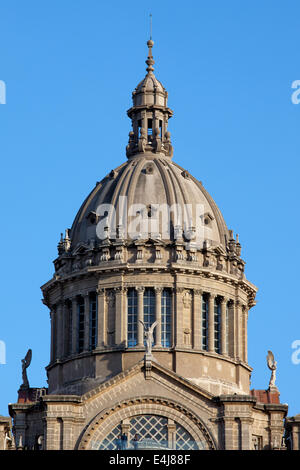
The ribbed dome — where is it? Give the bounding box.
[135,74,165,93]
[70,155,229,250]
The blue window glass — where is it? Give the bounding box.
[161,289,171,347]
[143,288,156,344]
[127,289,138,347]
[202,295,208,351]
[89,292,97,350]
[214,298,221,354]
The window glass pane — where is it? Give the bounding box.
[202,295,208,350]
[89,292,97,350]
[214,298,221,354]
[127,289,138,347]
[161,289,171,347]
[144,288,156,345]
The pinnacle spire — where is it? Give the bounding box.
[146,39,155,74]
[126,34,174,159]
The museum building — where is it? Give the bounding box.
[7,39,297,451]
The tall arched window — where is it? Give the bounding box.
[214,298,221,354]
[161,289,171,347]
[89,292,97,351]
[127,289,138,347]
[143,288,155,327]
[202,294,208,351]
[144,288,156,345]
[77,296,85,353]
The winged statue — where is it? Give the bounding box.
[266,350,277,388]
[139,320,158,355]
[21,349,32,389]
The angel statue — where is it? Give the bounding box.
[139,320,158,356]
[20,349,32,389]
[266,350,277,388]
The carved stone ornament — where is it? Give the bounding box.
[20,349,32,390]
[267,350,277,389]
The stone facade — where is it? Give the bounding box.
[8,39,292,450]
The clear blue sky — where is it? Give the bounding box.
[0,0,300,417]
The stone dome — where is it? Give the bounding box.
[69,156,230,251]
[43,39,257,399]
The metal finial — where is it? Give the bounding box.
[150,13,152,40]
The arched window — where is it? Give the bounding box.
[89,292,97,350]
[161,289,171,347]
[97,415,200,450]
[127,289,138,347]
[77,296,85,353]
[202,294,208,351]
[143,288,155,327]
[214,298,221,354]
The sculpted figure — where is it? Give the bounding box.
[267,350,277,388]
[139,320,158,355]
[21,349,32,389]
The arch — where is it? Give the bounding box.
[77,396,217,450]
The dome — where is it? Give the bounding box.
[135,74,165,93]
[69,156,229,251]
[44,39,257,399]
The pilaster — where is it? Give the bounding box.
[193,289,202,349]
[97,288,106,348]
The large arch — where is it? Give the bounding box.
[77,396,217,450]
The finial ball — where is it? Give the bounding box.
[147,39,154,47]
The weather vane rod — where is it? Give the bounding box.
[150,13,152,40]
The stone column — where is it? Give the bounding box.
[220,297,228,356]
[223,417,235,450]
[61,418,76,450]
[292,428,300,450]
[154,287,162,347]
[56,301,64,359]
[240,417,253,450]
[97,288,106,348]
[50,308,55,362]
[242,305,248,363]
[137,287,145,347]
[83,292,90,351]
[227,300,234,358]
[115,287,126,347]
[193,290,202,349]
[235,300,242,360]
[71,297,77,355]
[208,293,216,353]
[175,288,184,347]
[62,301,68,358]
[167,419,176,450]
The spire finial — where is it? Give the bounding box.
[145,13,154,74]
[146,38,155,74]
